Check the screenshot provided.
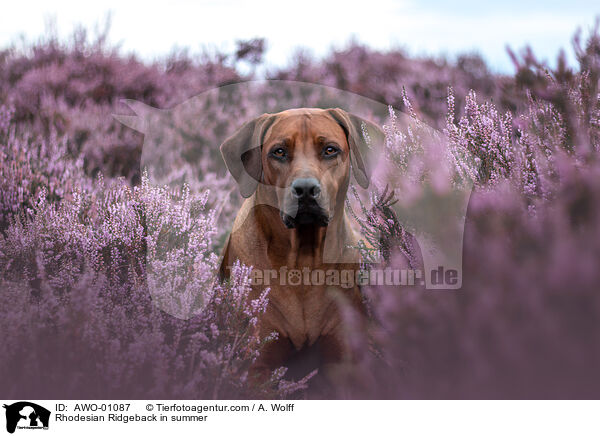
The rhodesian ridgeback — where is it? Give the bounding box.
[219,108,383,386]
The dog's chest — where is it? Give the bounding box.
[251,275,358,350]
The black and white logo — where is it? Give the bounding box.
[3,402,50,433]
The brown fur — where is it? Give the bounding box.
[219,108,383,384]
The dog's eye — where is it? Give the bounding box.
[270,147,287,158]
[322,145,340,157]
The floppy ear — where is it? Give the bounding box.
[326,108,384,189]
[220,113,276,198]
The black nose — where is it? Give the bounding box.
[291,178,321,200]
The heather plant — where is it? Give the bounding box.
[336,25,600,399]
[1,20,600,399]
[268,42,510,128]
[0,115,310,397]
[0,105,89,233]
[347,158,600,398]
[0,24,244,184]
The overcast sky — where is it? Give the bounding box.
[1,0,598,73]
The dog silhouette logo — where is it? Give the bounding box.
[3,402,50,433]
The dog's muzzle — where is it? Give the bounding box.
[281,177,329,228]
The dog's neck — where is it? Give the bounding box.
[287,222,332,267]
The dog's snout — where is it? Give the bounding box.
[291,178,321,200]
[284,177,328,228]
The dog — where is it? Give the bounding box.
[219,108,383,386]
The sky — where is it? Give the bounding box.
[1,0,598,73]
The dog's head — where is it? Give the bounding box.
[220,108,383,228]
